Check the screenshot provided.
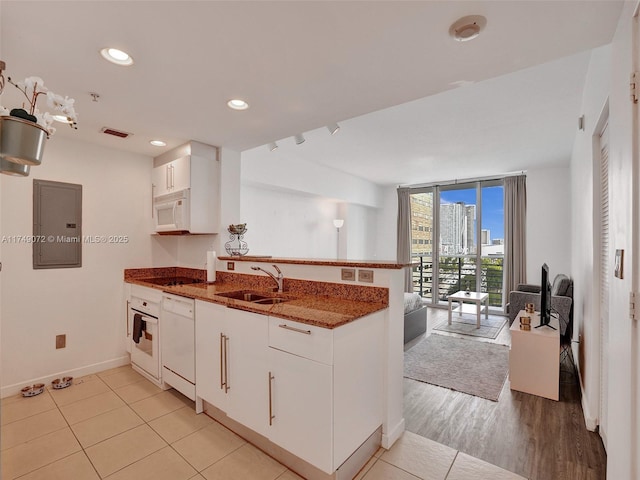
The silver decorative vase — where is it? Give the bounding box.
[0,158,30,176]
[0,115,48,166]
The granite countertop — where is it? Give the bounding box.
[126,278,387,329]
[217,256,417,269]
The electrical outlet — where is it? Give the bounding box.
[227,261,235,271]
[358,269,374,283]
[341,268,356,281]
[56,334,66,349]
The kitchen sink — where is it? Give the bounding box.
[252,297,289,305]
[216,290,293,304]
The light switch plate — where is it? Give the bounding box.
[227,261,235,271]
[56,334,66,349]
[358,269,374,283]
[341,268,356,281]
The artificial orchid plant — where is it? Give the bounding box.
[0,76,78,137]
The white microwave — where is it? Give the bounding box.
[154,189,190,233]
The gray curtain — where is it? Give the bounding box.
[504,175,527,300]
[397,188,413,293]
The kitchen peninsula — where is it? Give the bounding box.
[124,256,409,480]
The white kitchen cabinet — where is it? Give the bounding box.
[195,299,385,475]
[224,308,270,437]
[269,347,333,472]
[152,156,190,196]
[195,300,227,408]
[267,312,384,473]
[195,302,270,437]
[152,142,219,233]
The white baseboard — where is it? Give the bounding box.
[381,418,405,449]
[1,355,130,398]
[576,352,599,432]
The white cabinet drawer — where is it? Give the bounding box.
[268,317,333,365]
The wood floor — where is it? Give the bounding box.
[403,307,607,480]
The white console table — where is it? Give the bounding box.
[509,310,559,401]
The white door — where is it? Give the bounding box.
[224,308,270,437]
[152,164,169,196]
[195,301,227,408]
[170,156,191,192]
[599,121,610,448]
[268,347,333,473]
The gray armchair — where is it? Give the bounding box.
[507,274,573,335]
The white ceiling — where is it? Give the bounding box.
[0,1,623,186]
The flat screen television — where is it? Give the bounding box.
[536,263,556,330]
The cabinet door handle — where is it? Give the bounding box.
[166,165,170,190]
[278,324,311,335]
[126,300,130,337]
[224,335,230,393]
[268,371,275,426]
[219,333,225,390]
[170,164,175,189]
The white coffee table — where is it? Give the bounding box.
[447,291,489,328]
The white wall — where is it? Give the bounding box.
[571,3,637,477]
[240,151,387,260]
[344,203,378,260]
[242,152,383,208]
[376,186,399,261]
[526,166,572,282]
[240,184,340,258]
[570,43,611,436]
[0,137,155,394]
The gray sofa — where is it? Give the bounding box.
[507,274,573,335]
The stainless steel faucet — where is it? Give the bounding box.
[251,264,284,292]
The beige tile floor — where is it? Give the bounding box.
[1,365,527,480]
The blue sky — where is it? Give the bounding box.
[440,186,504,240]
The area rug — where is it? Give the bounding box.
[404,334,509,401]
[432,314,507,340]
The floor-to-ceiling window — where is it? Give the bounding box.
[410,179,505,310]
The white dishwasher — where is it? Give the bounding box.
[161,293,196,401]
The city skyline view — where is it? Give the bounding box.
[440,186,504,242]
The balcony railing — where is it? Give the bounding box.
[411,254,504,307]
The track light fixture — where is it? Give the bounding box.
[294,133,305,145]
[326,123,340,135]
[268,142,279,152]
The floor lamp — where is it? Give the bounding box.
[333,219,344,259]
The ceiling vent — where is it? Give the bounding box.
[101,127,132,139]
[449,15,487,42]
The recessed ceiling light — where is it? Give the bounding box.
[150,140,167,147]
[227,99,249,110]
[100,47,134,66]
[449,15,487,42]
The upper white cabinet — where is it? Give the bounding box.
[152,155,191,195]
[152,141,219,234]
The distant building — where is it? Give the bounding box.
[481,229,490,245]
[440,202,476,255]
[409,193,433,257]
